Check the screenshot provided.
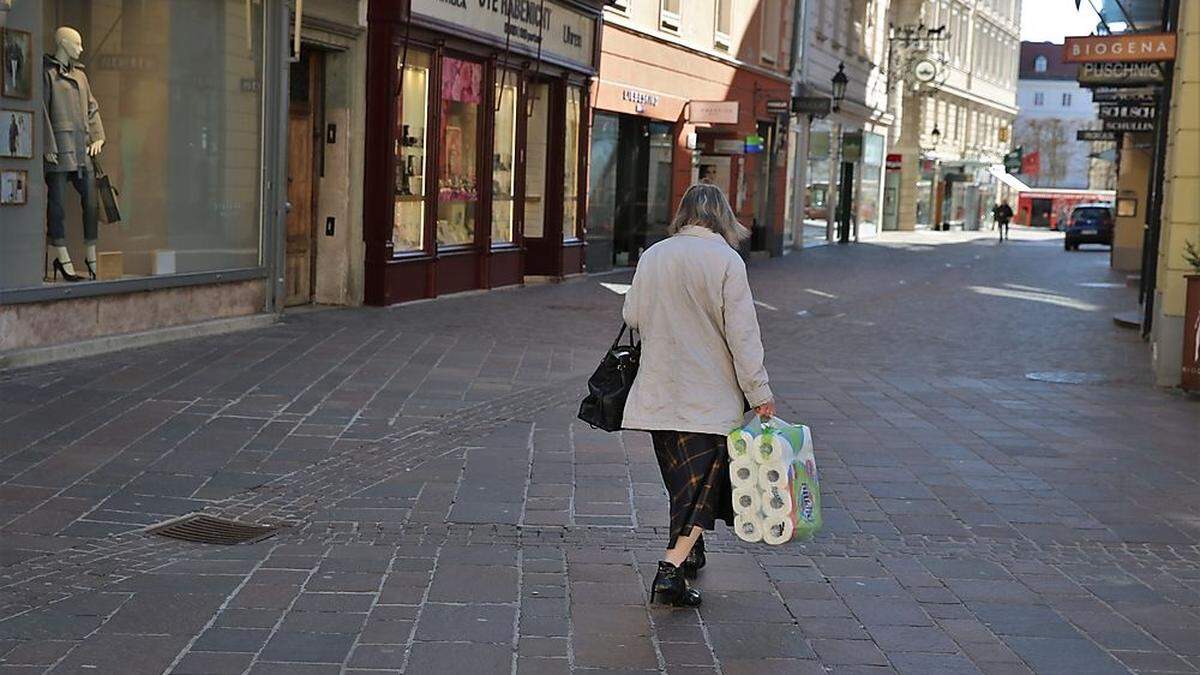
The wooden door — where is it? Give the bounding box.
[285,50,321,306]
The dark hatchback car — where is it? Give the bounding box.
[1064,204,1114,250]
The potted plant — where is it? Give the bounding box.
[1183,241,1200,392]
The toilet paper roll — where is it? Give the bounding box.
[731,486,762,515]
[758,462,789,491]
[733,513,764,543]
[761,515,795,545]
[760,486,792,518]
[730,457,758,488]
[727,430,755,461]
[756,432,794,465]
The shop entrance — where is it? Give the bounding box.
[524,80,557,277]
[284,48,324,306]
[1029,198,1053,227]
[612,116,673,266]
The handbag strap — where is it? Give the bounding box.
[611,323,642,349]
[91,155,105,177]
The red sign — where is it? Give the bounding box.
[1063,33,1177,64]
[885,153,902,171]
[1021,151,1040,175]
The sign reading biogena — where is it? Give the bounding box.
[1063,32,1176,64]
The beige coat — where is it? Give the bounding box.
[621,225,773,436]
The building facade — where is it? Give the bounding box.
[793,0,894,245]
[586,0,795,272]
[1014,41,1110,190]
[889,0,1021,231]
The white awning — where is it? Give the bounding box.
[988,165,1031,193]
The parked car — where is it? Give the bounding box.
[1064,203,1114,250]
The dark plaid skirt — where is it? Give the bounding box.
[650,431,735,549]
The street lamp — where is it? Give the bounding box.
[930,124,942,148]
[831,63,848,112]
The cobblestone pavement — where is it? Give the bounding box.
[0,227,1197,674]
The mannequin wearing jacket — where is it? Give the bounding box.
[43,26,104,282]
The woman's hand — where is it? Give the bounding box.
[754,400,776,421]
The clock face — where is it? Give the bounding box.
[913,59,938,83]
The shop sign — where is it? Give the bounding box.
[688,100,739,124]
[94,54,159,72]
[1103,118,1155,132]
[1098,103,1157,120]
[885,153,902,171]
[1077,62,1165,87]
[841,132,863,162]
[765,99,790,115]
[1003,146,1022,173]
[744,134,765,153]
[713,139,745,154]
[621,88,659,112]
[410,0,596,69]
[1064,32,1176,64]
[791,95,832,117]
[1090,86,1159,103]
[1077,129,1120,142]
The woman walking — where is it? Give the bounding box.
[621,184,774,607]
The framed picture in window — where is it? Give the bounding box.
[1116,197,1137,218]
[3,29,34,100]
[1,168,28,205]
[0,108,33,158]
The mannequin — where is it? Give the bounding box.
[43,26,104,282]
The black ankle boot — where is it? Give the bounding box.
[650,561,702,607]
[682,535,706,579]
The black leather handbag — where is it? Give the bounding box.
[578,324,640,432]
[91,156,122,224]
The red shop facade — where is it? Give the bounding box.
[363,0,604,305]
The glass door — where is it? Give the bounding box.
[491,70,520,246]
[523,82,551,241]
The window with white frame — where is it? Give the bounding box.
[1034,92,1044,106]
[1034,55,1047,72]
[761,0,781,63]
[715,0,732,51]
[1062,92,1072,107]
[661,0,681,32]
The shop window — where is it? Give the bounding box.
[492,71,519,245]
[562,86,582,241]
[393,49,431,253]
[1,0,266,292]
[857,133,884,236]
[437,57,482,247]
[524,82,550,239]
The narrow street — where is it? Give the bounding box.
[0,228,1197,674]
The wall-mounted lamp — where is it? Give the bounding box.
[831,62,848,112]
[930,124,942,147]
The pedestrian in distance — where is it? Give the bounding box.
[993,200,1014,241]
[621,183,775,608]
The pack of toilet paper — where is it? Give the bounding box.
[727,416,821,545]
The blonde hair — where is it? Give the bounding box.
[668,183,750,246]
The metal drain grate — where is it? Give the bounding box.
[147,514,281,545]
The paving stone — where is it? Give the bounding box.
[192,628,273,653]
[259,631,357,664]
[572,634,658,669]
[171,651,255,674]
[808,639,889,665]
[345,643,406,669]
[706,623,817,660]
[867,625,960,653]
[406,642,514,672]
[1003,637,1129,675]
[414,603,516,643]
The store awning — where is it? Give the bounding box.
[987,165,1031,193]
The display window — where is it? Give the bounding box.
[0,0,267,291]
[436,56,481,247]
[491,70,519,245]
[523,82,550,240]
[392,49,431,253]
[562,85,582,241]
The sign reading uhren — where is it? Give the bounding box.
[410,0,596,69]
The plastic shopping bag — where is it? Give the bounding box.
[727,415,821,544]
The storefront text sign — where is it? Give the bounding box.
[885,153,902,171]
[622,89,659,111]
[688,100,739,124]
[1103,119,1155,132]
[1077,62,1165,87]
[1098,103,1157,120]
[1077,129,1120,142]
[712,139,745,154]
[410,0,596,69]
[1064,33,1176,64]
